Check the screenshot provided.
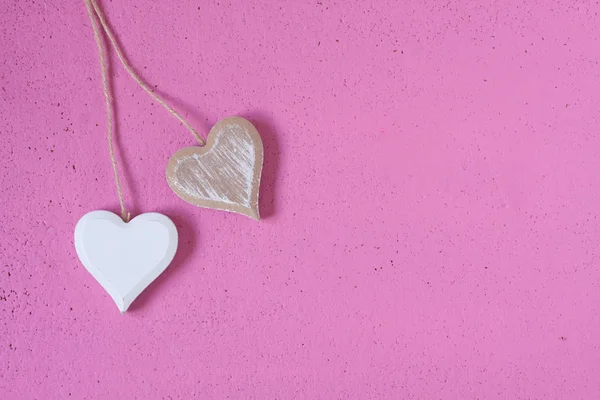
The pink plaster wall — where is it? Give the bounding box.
[1,0,600,398]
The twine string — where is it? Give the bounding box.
[84,0,204,221]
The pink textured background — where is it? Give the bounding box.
[2,0,600,398]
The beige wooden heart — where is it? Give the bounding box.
[166,116,264,220]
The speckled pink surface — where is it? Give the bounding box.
[1,0,600,398]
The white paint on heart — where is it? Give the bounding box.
[74,210,178,312]
[173,129,256,206]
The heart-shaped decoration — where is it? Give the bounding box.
[74,211,178,312]
[166,116,264,220]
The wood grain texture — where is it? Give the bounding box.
[166,117,264,220]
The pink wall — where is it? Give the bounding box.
[1,0,600,398]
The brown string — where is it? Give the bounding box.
[84,0,204,221]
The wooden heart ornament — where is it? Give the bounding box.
[166,116,264,220]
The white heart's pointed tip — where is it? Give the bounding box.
[116,299,128,313]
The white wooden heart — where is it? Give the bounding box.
[74,210,178,313]
[166,116,264,220]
